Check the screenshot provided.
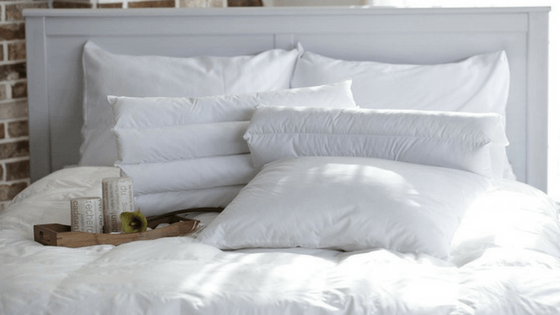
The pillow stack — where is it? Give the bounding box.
[110,81,357,215]
[198,106,506,258]
[99,42,512,260]
[291,47,513,178]
[82,41,301,166]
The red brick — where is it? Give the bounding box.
[6,160,29,181]
[0,182,27,201]
[8,120,27,138]
[52,1,93,8]
[228,0,262,6]
[128,0,175,8]
[98,2,123,7]
[0,85,7,101]
[208,0,225,7]
[8,42,26,61]
[0,23,25,41]
[0,100,28,120]
[0,140,29,159]
[11,82,27,99]
[0,124,4,139]
[0,62,26,81]
[6,3,48,21]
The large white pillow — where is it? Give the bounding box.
[110,81,357,216]
[291,48,509,116]
[197,156,491,260]
[244,106,508,178]
[81,41,301,166]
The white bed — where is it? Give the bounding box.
[0,6,558,315]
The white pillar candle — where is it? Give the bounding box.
[70,197,103,233]
[102,177,135,233]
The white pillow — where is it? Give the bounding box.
[197,156,491,260]
[244,106,508,178]
[81,41,301,166]
[291,48,513,178]
[135,186,244,217]
[291,48,510,116]
[110,81,357,215]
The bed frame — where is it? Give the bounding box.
[24,7,549,191]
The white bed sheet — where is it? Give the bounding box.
[1,167,560,315]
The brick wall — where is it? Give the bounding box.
[0,0,261,212]
[0,0,48,211]
[51,0,260,9]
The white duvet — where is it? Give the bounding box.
[1,167,560,315]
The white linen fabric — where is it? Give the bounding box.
[291,48,509,116]
[244,106,508,178]
[1,166,559,315]
[291,48,515,179]
[81,41,300,166]
[134,186,244,217]
[451,180,560,266]
[198,156,491,259]
[110,81,356,215]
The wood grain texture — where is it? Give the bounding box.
[34,217,200,248]
[228,0,263,6]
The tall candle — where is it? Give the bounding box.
[102,177,134,233]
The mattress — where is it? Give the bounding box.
[1,166,559,315]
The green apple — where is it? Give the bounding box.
[120,208,148,233]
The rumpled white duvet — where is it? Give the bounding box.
[1,167,560,315]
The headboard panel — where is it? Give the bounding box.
[24,7,549,191]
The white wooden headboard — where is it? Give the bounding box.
[24,7,549,190]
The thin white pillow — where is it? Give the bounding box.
[81,41,301,166]
[197,156,491,260]
[244,106,508,178]
[291,48,513,178]
[110,81,357,214]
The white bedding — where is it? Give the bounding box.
[1,167,560,315]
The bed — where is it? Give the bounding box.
[1,6,558,315]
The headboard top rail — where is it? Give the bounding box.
[23,6,550,17]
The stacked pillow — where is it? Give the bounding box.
[110,81,357,215]
[81,41,301,166]
[244,106,508,178]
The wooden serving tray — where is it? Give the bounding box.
[33,217,199,248]
[33,208,222,248]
